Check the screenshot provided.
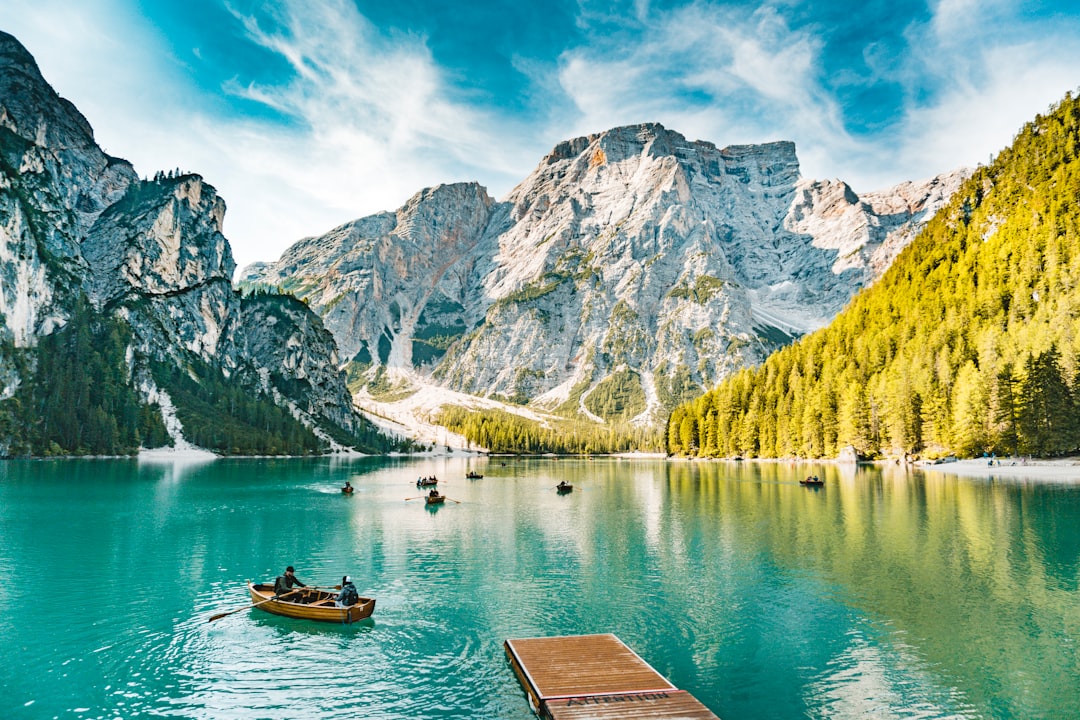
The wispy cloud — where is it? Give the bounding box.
[879,1,1080,184]
[205,0,534,263]
[555,3,864,179]
[555,0,1080,191]
[2,0,1079,269]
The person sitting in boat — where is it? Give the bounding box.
[336,576,359,607]
[342,481,353,492]
[273,566,307,598]
[429,487,439,498]
[557,481,569,490]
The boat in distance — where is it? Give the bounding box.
[247,583,375,623]
[800,476,824,486]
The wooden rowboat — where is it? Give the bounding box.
[426,494,446,505]
[247,583,375,623]
[556,483,573,494]
[341,486,354,494]
[799,477,824,486]
[416,477,438,487]
[466,471,483,479]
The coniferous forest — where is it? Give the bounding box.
[438,406,663,455]
[0,297,171,455]
[0,295,402,457]
[668,92,1080,460]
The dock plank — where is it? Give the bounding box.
[504,634,719,720]
[546,690,718,720]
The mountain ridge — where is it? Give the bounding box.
[0,30,389,455]
[667,90,1080,460]
[245,122,968,427]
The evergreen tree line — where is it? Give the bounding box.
[668,91,1080,460]
[0,294,403,457]
[439,406,663,454]
[0,297,170,455]
[151,358,324,456]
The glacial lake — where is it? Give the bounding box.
[1,457,1078,719]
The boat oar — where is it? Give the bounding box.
[443,496,462,504]
[207,586,304,623]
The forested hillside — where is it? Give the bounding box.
[438,406,662,454]
[0,298,170,456]
[668,91,1080,460]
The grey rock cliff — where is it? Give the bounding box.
[247,123,967,424]
[243,181,495,370]
[0,31,137,346]
[0,31,372,450]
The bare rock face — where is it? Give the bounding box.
[248,123,968,424]
[242,181,495,370]
[238,293,358,433]
[0,30,137,346]
[82,175,238,365]
[0,31,372,450]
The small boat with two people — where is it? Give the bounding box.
[800,475,824,486]
[466,471,483,479]
[245,582,375,624]
[556,481,573,494]
[426,487,446,505]
[417,476,438,487]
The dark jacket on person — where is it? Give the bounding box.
[337,581,359,606]
[274,573,306,596]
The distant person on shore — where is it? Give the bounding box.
[274,566,307,598]
[336,576,359,607]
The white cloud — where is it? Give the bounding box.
[555,3,861,176]
[1,0,534,270]
[886,43,1080,184]
[3,0,1080,269]
[202,0,538,266]
[554,0,1080,193]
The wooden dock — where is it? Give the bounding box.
[504,634,720,719]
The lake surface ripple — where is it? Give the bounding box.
[1,458,1078,719]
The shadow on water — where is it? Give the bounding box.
[250,611,377,638]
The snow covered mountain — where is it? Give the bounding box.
[245,124,967,425]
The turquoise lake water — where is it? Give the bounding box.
[1,457,1078,719]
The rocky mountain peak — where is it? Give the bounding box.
[243,180,496,370]
[83,174,234,308]
[0,30,96,150]
[248,121,968,427]
[0,31,383,454]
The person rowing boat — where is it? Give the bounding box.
[274,566,306,597]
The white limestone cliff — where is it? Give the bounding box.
[246,124,968,426]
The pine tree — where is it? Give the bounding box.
[666,90,1080,460]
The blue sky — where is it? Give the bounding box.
[3,0,1079,270]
